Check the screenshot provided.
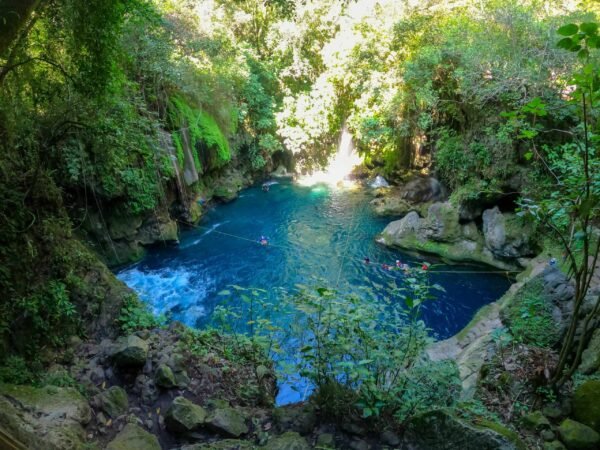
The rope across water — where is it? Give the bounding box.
[180,221,520,277]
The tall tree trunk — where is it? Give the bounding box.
[0,0,41,56]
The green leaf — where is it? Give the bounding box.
[578,48,590,60]
[557,24,579,36]
[556,38,573,50]
[580,22,599,35]
[524,151,533,161]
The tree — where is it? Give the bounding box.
[514,21,600,387]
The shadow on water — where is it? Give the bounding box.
[117,180,512,404]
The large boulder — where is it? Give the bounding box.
[137,215,179,245]
[403,410,526,450]
[0,383,91,450]
[273,404,317,435]
[401,177,446,203]
[111,335,149,368]
[370,194,417,217]
[573,381,600,432]
[206,407,249,437]
[579,328,600,375]
[155,363,177,388]
[106,423,161,450]
[421,202,461,242]
[165,396,207,433]
[264,432,311,450]
[558,418,600,450]
[93,385,128,418]
[482,207,538,260]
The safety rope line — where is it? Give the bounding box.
[180,221,520,276]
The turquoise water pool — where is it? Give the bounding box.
[117,180,511,403]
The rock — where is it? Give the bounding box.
[580,328,600,374]
[174,370,191,388]
[0,383,91,450]
[95,386,128,418]
[543,404,566,420]
[273,404,317,435]
[558,418,600,449]
[155,364,176,388]
[106,423,161,450]
[573,380,600,432]
[137,215,179,245]
[206,407,249,437]
[316,432,335,447]
[133,374,158,405]
[264,431,310,450]
[165,396,207,433]
[369,175,389,188]
[544,441,567,450]
[349,438,370,450]
[403,410,526,450]
[401,176,445,203]
[542,430,557,442]
[380,429,401,446]
[482,207,538,259]
[181,440,256,449]
[422,202,461,242]
[370,194,416,217]
[521,411,551,431]
[111,335,149,368]
[272,164,292,178]
[256,364,270,380]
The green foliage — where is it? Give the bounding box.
[0,355,37,385]
[214,268,460,425]
[118,294,164,334]
[168,95,231,172]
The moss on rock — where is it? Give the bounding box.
[573,380,600,432]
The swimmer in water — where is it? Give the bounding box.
[259,236,269,246]
[262,183,270,192]
[364,257,370,264]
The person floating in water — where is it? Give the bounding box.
[382,263,391,271]
[364,257,370,265]
[259,236,269,246]
[262,184,270,192]
[421,263,429,271]
[396,260,402,269]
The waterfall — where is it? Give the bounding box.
[297,122,362,187]
[161,131,187,203]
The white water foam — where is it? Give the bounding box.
[117,266,212,325]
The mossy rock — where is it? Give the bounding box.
[95,386,128,418]
[573,380,600,432]
[273,404,317,435]
[106,423,161,450]
[181,440,257,449]
[155,364,176,388]
[404,410,526,450]
[0,383,91,450]
[558,418,600,450]
[521,410,551,431]
[264,432,310,450]
[206,407,249,437]
[111,335,149,368]
[165,396,207,433]
[544,441,567,450]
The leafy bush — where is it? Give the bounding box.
[118,294,164,334]
[214,267,461,424]
[0,355,36,385]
